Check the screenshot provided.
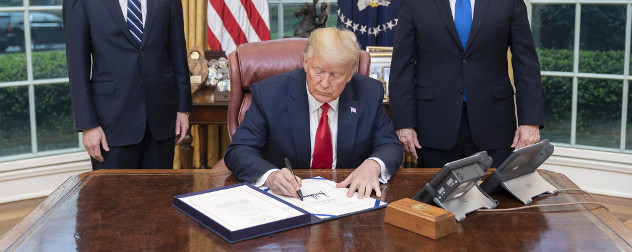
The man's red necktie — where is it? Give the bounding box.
[312,103,332,169]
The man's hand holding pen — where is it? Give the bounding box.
[264,168,303,199]
[284,158,304,201]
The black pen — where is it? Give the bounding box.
[284,157,303,201]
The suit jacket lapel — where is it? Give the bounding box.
[103,0,139,48]
[466,0,489,51]
[434,0,463,50]
[140,0,157,49]
[336,82,358,168]
[288,71,312,168]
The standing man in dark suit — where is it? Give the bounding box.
[389,0,543,168]
[225,28,403,199]
[63,0,192,170]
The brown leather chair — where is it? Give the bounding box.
[226,37,371,139]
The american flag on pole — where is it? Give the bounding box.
[207,0,271,53]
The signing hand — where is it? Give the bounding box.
[175,112,190,145]
[265,168,302,198]
[511,125,540,149]
[396,128,421,160]
[336,159,381,199]
[82,126,109,162]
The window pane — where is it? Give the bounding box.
[35,83,78,151]
[0,0,23,7]
[29,0,62,6]
[0,11,28,82]
[576,79,622,148]
[326,3,337,27]
[283,3,303,38]
[541,76,572,144]
[30,10,67,79]
[627,86,632,150]
[579,5,626,75]
[531,4,574,72]
[269,3,279,39]
[0,86,31,157]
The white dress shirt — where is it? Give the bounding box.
[254,83,392,186]
[449,0,475,20]
[119,0,147,25]
[308,93,340,168]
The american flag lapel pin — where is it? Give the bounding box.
[350,107,357,113]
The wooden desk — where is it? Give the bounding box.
[2,169,630,251]
[182,88,229,169]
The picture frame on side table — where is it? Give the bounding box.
[382,66,390,101]
[366,46,393,102]
[366,46,393,56]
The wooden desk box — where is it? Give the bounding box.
[384,198,457,240]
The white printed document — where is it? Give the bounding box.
[266,177,386,219]
[178,185,305,231]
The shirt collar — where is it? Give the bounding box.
[306,83,339,114]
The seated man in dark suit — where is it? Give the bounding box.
[225,27,403,199]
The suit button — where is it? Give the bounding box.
[462,59,467,64]
[140,79,144,83]
[457,89,463,95]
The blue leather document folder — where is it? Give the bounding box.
[174,178,387,243]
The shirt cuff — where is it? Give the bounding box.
[253,168,279,187]
[368,157,391,184]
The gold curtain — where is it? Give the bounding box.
[173,0,230,169]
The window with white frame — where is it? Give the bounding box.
[530,0,631,153]
[0,0,80,163]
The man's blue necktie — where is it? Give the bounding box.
[455,0,472,50]
[455,0,471,102]
[127,0,144,46]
